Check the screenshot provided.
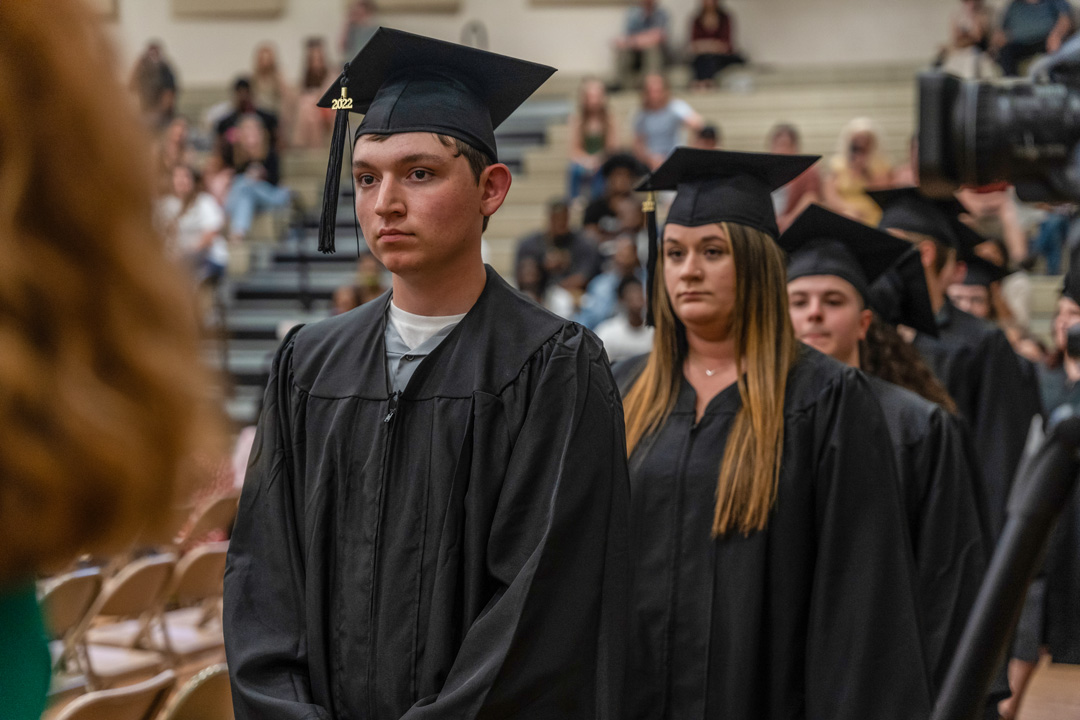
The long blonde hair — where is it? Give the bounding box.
[623,222,798,536]
[0,0,218,582]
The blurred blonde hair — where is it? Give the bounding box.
[0,0,218,583]
[832,116,891,174]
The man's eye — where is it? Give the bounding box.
[412,170,430,180]
[357,174,375,186]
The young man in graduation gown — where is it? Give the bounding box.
[871,188,1042,543]
[223,30,631,720]
[780,205,988,696]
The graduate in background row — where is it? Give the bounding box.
[615,149,931,720]
[946,255,1009,322]
[223,30,631,720]
[871,188,1043,543]
[780,204,988,696]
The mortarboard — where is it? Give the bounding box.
[778,204,911,302]
[634,148,819,325]
[869,187,963,249]
[867,248,940,337]
[315,28,556,253]
[961,255,1010,287]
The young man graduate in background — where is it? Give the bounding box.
[223,29,631,720]
[780,204,988,697]
[871,188,1042,544]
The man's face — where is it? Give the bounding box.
[1053,296,1080,351]
[787,275,871,366]
[607,168,634,196]
[353,133,487,277]
[622,282,646,319]
[235,86,252,108]
[946,283,991,319]
[770,132,797,155]
[548,205,570,236]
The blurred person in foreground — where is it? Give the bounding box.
[0,2,216,717]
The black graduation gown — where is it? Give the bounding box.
[616,347,932,720]
[223,266,631,720]
[866,375,988,694]
[912,301,1042,541]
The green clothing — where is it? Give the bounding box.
[0,583,50,720]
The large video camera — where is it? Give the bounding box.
[919,35,1080,201]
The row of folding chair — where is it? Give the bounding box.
[53,663,232,720]
[40,541,230,692]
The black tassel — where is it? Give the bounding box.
[643,191,659,327]
[318,66,352,254]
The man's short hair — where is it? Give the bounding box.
[362,132,497,232]
[234,77,252,92]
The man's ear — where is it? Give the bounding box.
[479,163,512,220]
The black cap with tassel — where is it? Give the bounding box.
[315,27,555,255]
[318,64,351,254]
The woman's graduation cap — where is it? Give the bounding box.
[315,28,556,253]
[868,249,941,337]
[633,148,819,325]
[778,204,911,302]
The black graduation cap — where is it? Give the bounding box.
[867,248,940,337]
[961,255,1010,287]
[634,148,819,325]
[778,205,911,302]
[868,187,964,249]
[314,28,556,253]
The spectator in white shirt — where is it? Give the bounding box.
[596,276,655,362]
[157,164,229,285]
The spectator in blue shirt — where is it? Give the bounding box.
[576,235,646,330]
[615,0,670,89]
[994,0,1073,75]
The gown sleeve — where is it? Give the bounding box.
[806,370,934,720]
[223,328,331,720]
[401,325,631,720]
[912,409,988,694]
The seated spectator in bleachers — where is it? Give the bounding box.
[576,235,646,330]
[515,256,577,319]
[994,0,1073,76]
[567,78,619,203]
[294,37,336,149]
[977,235,1033,329]
[516,199,602,295]
[342,0,378,59]
[692,124,721,149]
[633,73,704,170]
[153,115,197,195]
[823,117,892,225]
[128,40,178,130]
[215,77,281,159]
[584,153,648,244]
[356,251,388,304]
[159,165,230,287]
[768,123,822,232]
[615,0,671,89]
[597,276,654,362]
[688,0,746,90]
[332,285,362,315]
[223,114,294,243]
[252,42,294,148]
[938,0,999,78]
